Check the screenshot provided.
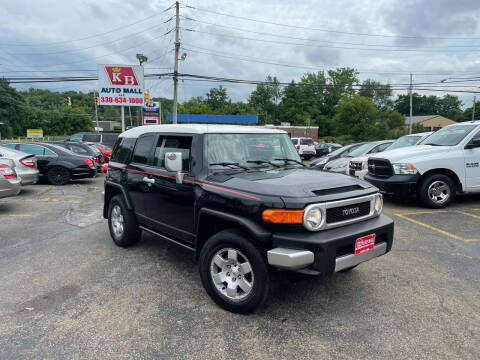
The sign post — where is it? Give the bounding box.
[97,64,145,132]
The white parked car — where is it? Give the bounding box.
[365,121,480,208]
[348,132,433,179]
[291,137,316,160]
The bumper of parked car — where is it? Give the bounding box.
[364,173,420,201]
[18,171,39,185]
[71,167,97,180]
[268,214,394,274]
[0,178,22,199]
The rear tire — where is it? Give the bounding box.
[108,195,140,247]
[419,174,455,208]
[47,166,70,185]
[199,229,273,314]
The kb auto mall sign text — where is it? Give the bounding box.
[97,64,144,106]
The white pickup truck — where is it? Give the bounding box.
[365,121,480,208]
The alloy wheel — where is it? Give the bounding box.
[427,180,450,205]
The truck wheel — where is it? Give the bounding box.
[419,174,455,208]
[108,195,140,247]
[199,229,273,314]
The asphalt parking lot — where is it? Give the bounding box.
[1,175,479,359]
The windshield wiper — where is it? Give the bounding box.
[247,160,281,168]
[209,162,250,170]
[425,143,444,146]
[274,158,306,167]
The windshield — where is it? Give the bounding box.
[422,125,477,146]
[300,138,314,145]
[387,135,422,150]
[206,133,301,170]
[348,143,375,157]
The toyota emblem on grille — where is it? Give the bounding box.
[342,207,360,216]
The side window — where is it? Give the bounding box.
[132,134,155,164]
[3,143,17,150]
[471,130,480,141]
[44,148,57,156]
[19,144,45,155]
[110,137,136,164]
[69,134,83,142]
[369,143,389,154]
[153,136,192,172]
[83,134,101,142]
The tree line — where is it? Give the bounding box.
[0,68,475,142]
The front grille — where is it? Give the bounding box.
[349,161,363,171]
[326,201,371,224]
[368,159,393,177]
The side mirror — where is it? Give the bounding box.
[164,152,184,184]
[465,138,480,149]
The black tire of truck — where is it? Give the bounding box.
[199,229,275,314]
[419,173,456,209]
[108,195,140,247]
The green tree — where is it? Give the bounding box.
[248,76,282,124]
[358,79,393,109]
[205,86,230,111]
[0,79,30,137]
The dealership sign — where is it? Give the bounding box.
[27,129,43,138]
[97,64,144,106]
[142,103,161,125]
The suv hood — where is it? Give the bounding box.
[206,167,373,199]
[372,145,451,163]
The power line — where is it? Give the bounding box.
[183,3,480,41]
[185,28,480,53]
[182,16,480,50]
[0,4,175,47]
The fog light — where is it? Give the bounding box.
[374,194,383,215]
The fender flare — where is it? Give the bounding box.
[197,208,271,246]
[103,181,134,217]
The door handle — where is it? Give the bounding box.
[142,177,155,184]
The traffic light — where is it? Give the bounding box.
[95,96,99,105]
[67,97,72,106]
[145,91,150,103]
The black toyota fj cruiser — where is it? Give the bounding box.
[103,124,394,313]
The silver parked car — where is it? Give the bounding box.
[0,158,21,199]
[0,145,39,185]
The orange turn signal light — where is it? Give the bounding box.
[262,209,304,224]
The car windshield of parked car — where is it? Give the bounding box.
[422,125,477,146]
[328,146,348,157]
[207,133,300,169]
[386,135,422,150]
[347,143,374,157]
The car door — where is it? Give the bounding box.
[127,133,156,219]
[142,134,196,245]
[17,144,51,175]
[464,130,480,189]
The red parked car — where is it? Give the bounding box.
[87,143,112,163]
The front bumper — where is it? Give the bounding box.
[268,214,394,275]
[364,173,420,201]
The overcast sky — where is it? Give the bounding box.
[1,0,480,107]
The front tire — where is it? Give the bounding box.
[47,166,70,185]
[108,195,140,247]
[199,229,273,314]
[419,174,455,208]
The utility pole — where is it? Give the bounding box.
[121,106,125,132]
[409,72,413,134]
[172,1,180,124]
[94,92,99,131]
[472,96,476,121]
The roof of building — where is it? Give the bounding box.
[120,124,286,138]
[405,115,452,125]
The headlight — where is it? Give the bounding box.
[374,193,383,215]
[392,163,418,175]
[361,161,368,170]
[331,160,347,169]
[303,205,324,231]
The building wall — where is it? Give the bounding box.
[273,127,319,141]
[421,116,456,131]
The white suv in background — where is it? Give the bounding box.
[348,132,432,179]
[291,137,316,160]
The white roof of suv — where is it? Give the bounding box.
[120,124,286,138]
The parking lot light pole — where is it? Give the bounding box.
[409,73,413,134]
